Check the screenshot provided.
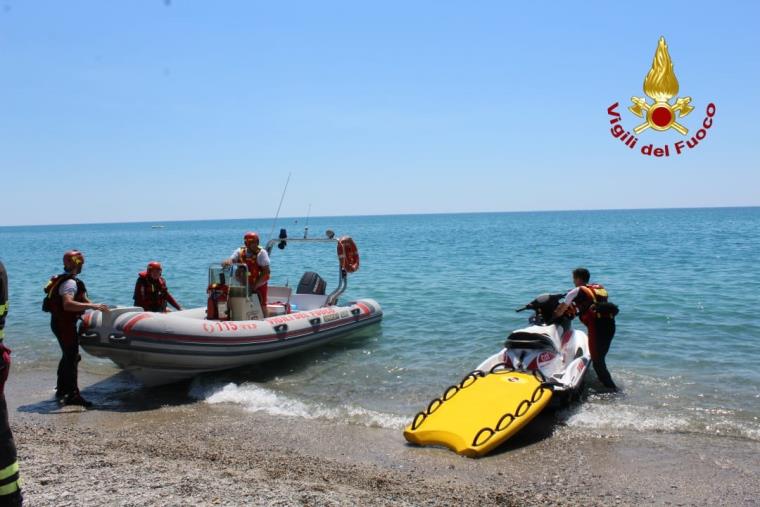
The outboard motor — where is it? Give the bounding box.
[296,271,327,295]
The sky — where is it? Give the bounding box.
[1,1,758,226]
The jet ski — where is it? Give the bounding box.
[403,293,590,457]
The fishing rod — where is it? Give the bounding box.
[268,172,291,241]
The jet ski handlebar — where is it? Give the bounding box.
[515,293,568,313]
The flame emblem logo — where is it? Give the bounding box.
[629,37,694,135]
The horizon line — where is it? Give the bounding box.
[1,204,758,229]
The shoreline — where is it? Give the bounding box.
[5,369,760,506]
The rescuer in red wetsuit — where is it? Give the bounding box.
[133,262,182,312]
[554,268,619,390]
[44,251,109,407]
[222,232,271,317]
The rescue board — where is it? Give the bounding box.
[403,367,553,457]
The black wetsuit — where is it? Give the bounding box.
[0,261,23,505]
[575,287,617,390]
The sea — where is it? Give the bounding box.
[1,208,759,442]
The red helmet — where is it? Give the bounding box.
[63,250,85,269]
[147,261,162,271]
[244,231,260,246]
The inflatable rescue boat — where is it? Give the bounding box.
[79,232,382,386]
[403,293,590,457]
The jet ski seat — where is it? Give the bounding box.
[505,331,558,351]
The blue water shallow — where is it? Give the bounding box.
[1,208,759,440]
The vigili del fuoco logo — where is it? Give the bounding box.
[607,37,716,157]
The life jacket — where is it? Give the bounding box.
[134,271,170,312]
[43,273,87,321]
[238,247,270,288]
[572,283,617,324]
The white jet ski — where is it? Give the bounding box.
[403,293,591,456]
[476,293,591,399]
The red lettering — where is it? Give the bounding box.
[706,103,716,117]
[607,102,621,122]
[674,140,686,154]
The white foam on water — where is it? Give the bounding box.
[563,401,760,442]
[563,403,690,433]
[192,382,408,429]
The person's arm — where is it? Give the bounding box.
[62,294,108,313]
[553,288,579,319]
[252,265,270,290]
[252,250,270,289]
[222,250,240,267]
[166,291,181,311]
[133,279,142,305]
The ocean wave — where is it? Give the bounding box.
[562,402,760,442]
[563,403,690,433]
[191,382,408,430]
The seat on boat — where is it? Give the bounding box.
[505,331,558,351]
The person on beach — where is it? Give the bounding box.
[554,267,619,390]
[222,232,271,317]
[133,261,182,312]
[0,261,23,506]
[44,251,109,407]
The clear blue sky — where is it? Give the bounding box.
[1,1,758,225]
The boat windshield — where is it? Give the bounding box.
[208,265,249,296]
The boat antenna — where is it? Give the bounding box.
[303,203,311,239]
[269,172,291,240]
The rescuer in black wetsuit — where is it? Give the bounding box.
[555,268,619,390]
[0,261,23,506]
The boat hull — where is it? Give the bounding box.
[80,299,382,386]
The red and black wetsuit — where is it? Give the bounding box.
[1,261,23,505]
[572,284,617,390]
[45,273,88,399]
[133,272,180,312]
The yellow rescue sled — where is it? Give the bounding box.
[403,366,553,457]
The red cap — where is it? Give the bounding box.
[147,261,162,271]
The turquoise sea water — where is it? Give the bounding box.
[1,209,759,441]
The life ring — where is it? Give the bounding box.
[337,236,360,273]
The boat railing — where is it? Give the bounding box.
[265,232,349,308]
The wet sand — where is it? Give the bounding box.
[5,368,760,506]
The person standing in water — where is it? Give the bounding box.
[44,251,109,407]
[0,261,23,506]
[554,267,619,390]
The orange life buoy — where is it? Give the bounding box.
[337,236,360,273]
